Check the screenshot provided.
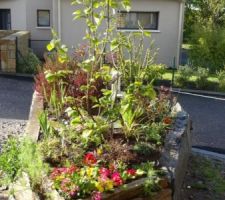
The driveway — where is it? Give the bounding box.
[0,75,33,120]
[0,75,33,151]
[178,93,225,151]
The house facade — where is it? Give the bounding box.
[0,0,184,66]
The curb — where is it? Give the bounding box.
[172,88,225,98]
[0,72,34,79]
[25,91,43,141]
[192,147,225,162]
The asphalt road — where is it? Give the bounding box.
[0,75,33,120]
[178,93,225,151]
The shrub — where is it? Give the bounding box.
[0,137,48,189]
[189,26,225,73]
[176,66,193,88]
[0,138,21,185]
[17,49,41,74]
[217,69,225,91]
[195,67,209,89]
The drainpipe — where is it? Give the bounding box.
[176,1,184,67]
[58,0,62,39]
[52,0,57,31]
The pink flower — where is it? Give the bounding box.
[91,191,102,200]
[99,168,111,178]
[111,172,123,186]
[127,169,136,176]
[84,152,97,166]
[69,186,79,197]
[68,165,77,174]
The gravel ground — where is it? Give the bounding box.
[0,119,27,152]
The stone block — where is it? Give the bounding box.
[8,50,16,59]
[8,59,16,68]
[159,107,192,200]
[0,45,7,50]
[8,44,16,50]
[1,51,8,62]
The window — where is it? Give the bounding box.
[37,10,50,27]
[0,9,11,30]
[117,11,159,30]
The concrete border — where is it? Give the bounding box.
[25,91,43,141]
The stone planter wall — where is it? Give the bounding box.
[160,108,192,200]
[0,30,30,73]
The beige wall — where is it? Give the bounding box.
[130,0,181,66]
[0,0,27,30]
[58,0,183,67]
[26,0,53,40]
[60,0,86,50]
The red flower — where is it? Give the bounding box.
[111,172,123,186]
[127,169,136,176]
[163,117,172,125]
[99,168,111,178]
[84,152,97,165]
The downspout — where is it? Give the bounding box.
[176,1,184,67]
[52,0,57,30]
[58,0,62,39]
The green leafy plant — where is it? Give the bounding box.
[0,138,21,185]
[217,69,225,91]
[176,66,194,87]
[18,138,49,189]
[17,49,41,74]
[144,122,165,145]
[0,137,48,190]
[120,93,144,141]
[195,67,209,89]
[39,111,54,138]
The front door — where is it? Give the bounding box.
[0,9,11,30]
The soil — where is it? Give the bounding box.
[181,155,225,200]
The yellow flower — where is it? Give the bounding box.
[97,148,103,156]
[86,167,94,178]
[95,182,104,192]
[105,179,114,191]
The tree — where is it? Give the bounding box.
[184,0,225,72]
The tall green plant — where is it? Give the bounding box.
[71,0,131,114]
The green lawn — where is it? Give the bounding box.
[162,70,219,84]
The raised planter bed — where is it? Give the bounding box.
[13,92,191,200]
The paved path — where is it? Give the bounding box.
[0,75,33,151]
[178,93,225,151]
